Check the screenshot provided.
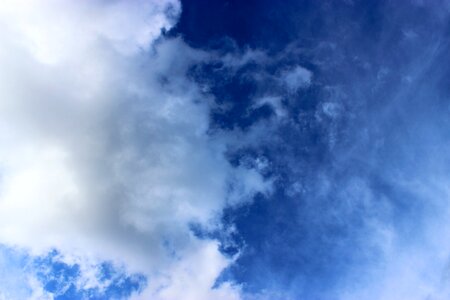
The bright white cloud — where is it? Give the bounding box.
[0,0,180,63]
[0,1,270,299]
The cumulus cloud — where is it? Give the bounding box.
[0,1,270,299]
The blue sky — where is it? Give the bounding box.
[0,1,450,299]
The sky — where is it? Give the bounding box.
[0,0,450,299]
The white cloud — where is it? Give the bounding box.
[0,1,270,299]
[0,0,180,63]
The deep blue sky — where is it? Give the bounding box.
[173,1,450,299]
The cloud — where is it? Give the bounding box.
[0,1,271,299]
[0,0,180,62]
[279,66,312,92]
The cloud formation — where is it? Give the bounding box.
[0,1,270,299]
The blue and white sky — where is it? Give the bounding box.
[1,1,450,299]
